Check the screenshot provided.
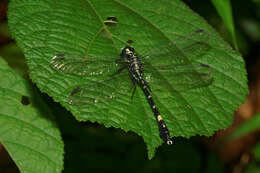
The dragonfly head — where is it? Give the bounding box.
[121,46,135,60]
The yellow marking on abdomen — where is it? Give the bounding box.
[157,115,163,121]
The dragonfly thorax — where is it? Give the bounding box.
[121,46,143,82]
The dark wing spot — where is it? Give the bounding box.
[57,54,65,57]
[199,64,210,68]
[69,87,81,96]
[195,29,204,33]
[127,40,133,44]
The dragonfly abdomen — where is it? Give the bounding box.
[141,81,173,145]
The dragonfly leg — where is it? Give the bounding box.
[131,83,136,102]
[115,58,125,64]
[109,64,127,77]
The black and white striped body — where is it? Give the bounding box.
[120,46,172,145]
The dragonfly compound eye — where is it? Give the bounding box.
[123,46,134,53]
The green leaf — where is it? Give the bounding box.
[225,113,260,142]
[0,57,64,173]
[8,0,248,159]
[211,0,238,50]
[245,164,260,173]
[246,142,260,173]
[252,0,260,3]
[252,142,260,161]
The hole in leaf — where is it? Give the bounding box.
[101,16,118,38]
[21,95,30,105]
[106,16,118,22]
[104,16,118,27]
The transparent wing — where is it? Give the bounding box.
[67,70,133,106]
[141,29,212,92]
[142,29,211,66]
[143,63,213,92]
[50,54,118,77]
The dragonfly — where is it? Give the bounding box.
[50,29,213,145]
